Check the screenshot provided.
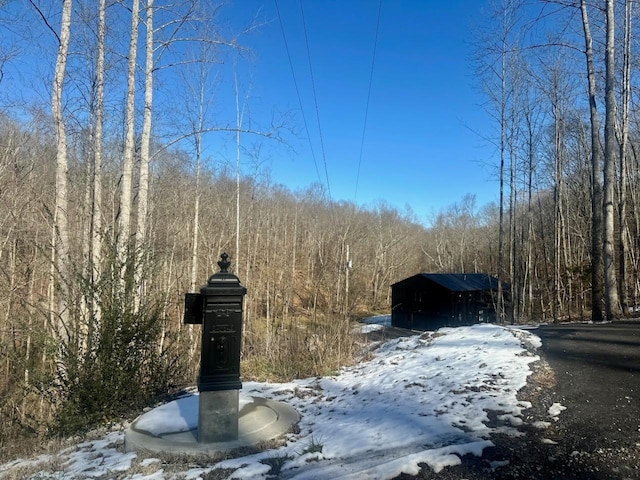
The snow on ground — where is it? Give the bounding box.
[358,314,392,333]
[0,320,545,480]
[548,402,567,418]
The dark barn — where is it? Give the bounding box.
[391,273,505,330]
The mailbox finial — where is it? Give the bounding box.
[218,252,231,273]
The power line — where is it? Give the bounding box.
[275,1,381,203]
[273,0,323,187]
[355,0,382,202]
[299,0,332,200]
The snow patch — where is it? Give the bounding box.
[0,323,542,480]
[548,402,567,417]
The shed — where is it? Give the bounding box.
[391,273,505,330]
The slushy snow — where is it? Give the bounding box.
[0,320,549,480]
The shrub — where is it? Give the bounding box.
[53,292,185,435]
[51,249,187,436]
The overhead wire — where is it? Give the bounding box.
[273,0,323,187]
[298,0,332,200]
[355,0,382,202]
[274,0,381,204]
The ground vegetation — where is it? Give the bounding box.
[1,0,640,461]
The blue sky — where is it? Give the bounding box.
[222,0,497,222]
[1,1,498,224]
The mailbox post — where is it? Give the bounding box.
[184,253,246,443]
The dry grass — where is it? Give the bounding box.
[0,446,69,480]
[528,357,557,391]
[0,433,78,467]
[242,314,366,382]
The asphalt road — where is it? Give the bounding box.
[536,321,640,451]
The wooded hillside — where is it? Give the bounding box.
[1,0,640,457]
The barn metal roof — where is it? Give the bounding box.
[394,273,501,292]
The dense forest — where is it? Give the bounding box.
[1,0,639,457]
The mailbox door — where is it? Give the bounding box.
[183,293,203,324]
[199,301,242,391]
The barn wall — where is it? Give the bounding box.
[391,275,499,330]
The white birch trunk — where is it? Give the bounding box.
[617,0,632,315]
[135,0,154,306]
[51,0,73,348]
[603,0,621,319]
[118,0,140,277]
[91,0,105,331]
[187,55,206,361]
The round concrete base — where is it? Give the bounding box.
[124,395,300,455]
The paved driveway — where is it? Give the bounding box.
[536,321,640,451]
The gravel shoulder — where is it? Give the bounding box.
[397,321,640,480]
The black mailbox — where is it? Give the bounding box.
[184,253,246,392]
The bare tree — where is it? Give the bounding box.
[87,0,106,341]
[617,0,632,316]
[580,0,605,322]
[51,0,73,350]
[117,0,140,281]
[517,73,544,322]
[602,0,621,319]
[475,0,526,322]
[234,67,250,266]
[181,36,218,359]
[134,0,154,306]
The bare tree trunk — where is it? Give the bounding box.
[187,50,209,292]
[630,145,640,308]
[23,243,37,403]
[603,0,621,319]
[89,0,106,346]
[523,98,539,321]
[508,114,517,324]
[135,0,153,305]
[235,75,241,266]
[51,0,73,349]
[490,2,523,323]
[497,47,506,322]
[553,95,562,322]
[234,68,249,267]
[288,206,299,319]
[617,0,632,316]
[118,0,140,279]
[187,66,205,362]
[580,0,605,322]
